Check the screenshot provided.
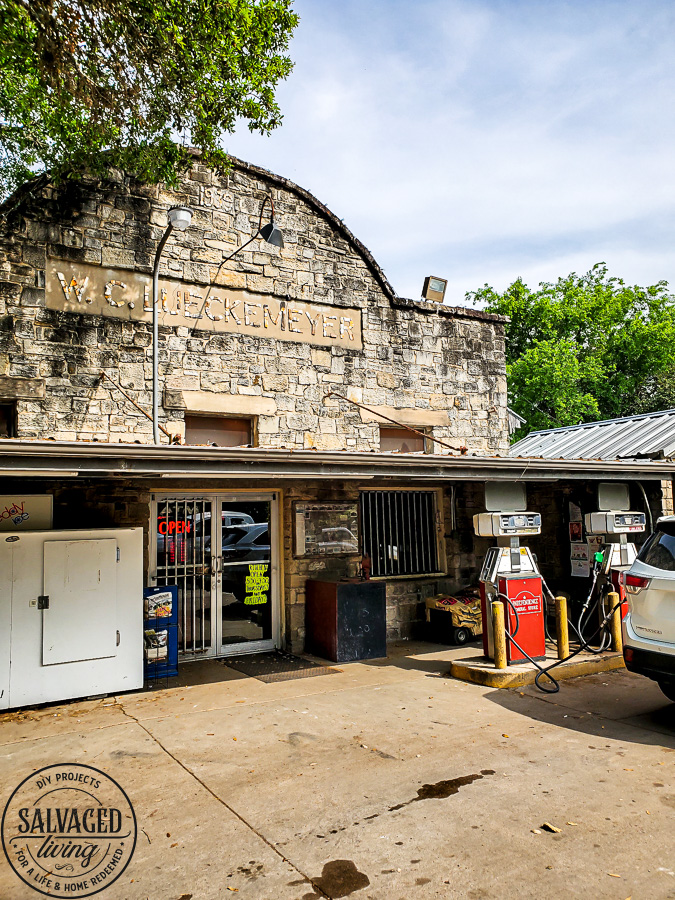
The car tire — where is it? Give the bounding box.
[658,681,675,703]
[453,627,470,645]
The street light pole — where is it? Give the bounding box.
[151,206,193,443]
[150,197,281,442]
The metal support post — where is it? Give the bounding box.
[607,591,623,652]
[555,595,569,660]
[492,600,507,669]
[152,224,173,444]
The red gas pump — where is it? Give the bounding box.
[475,512,546,664]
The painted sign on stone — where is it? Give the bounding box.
[46,261,363,350]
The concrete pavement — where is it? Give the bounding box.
[1,642,674,900]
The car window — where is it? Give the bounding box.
[252,527,269,546]
[638,528,675,571]
[222,527,250,547]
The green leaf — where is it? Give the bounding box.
[0,0,299,195]
[469,264,675,440]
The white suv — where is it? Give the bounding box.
[622,516,675,702]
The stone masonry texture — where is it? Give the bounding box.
[0,156,509,453]
[0,156,512,650]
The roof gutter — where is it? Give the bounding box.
[0,440,674,481]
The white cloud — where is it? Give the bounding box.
[226,0,675,302]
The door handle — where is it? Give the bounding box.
[211,556,221,575]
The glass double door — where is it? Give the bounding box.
[153,493,278,658]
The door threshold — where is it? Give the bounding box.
[180,646,276,663]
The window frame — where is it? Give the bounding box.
[0,402,16,439]
[378,425,431,454]
[359,487,446,580]
[183,414,256,448]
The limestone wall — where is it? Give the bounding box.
[0,158,508,453]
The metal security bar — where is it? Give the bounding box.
[360,490,439,577]
[156,498,212,654]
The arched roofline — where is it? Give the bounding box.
[224,154,398,302]
[0,151,506,324]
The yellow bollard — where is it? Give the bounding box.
[607,591,623,653]
[492,600,507,669]
[555,595,569,660]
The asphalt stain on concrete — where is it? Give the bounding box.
[302,860,370,899]
[389,769,495,811]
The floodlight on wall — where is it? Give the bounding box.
[422,275,447,303]
[152,205,194,443]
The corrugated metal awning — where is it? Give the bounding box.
[510,409,675,461]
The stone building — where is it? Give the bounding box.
[0,156,508,451]
[1,156,673,669]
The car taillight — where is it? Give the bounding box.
[623,573,651,594]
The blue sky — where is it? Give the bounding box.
[226,0,675,304]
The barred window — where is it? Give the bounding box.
[360,490,440,577]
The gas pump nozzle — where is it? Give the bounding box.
[584,489,646,630]
[579,551,606,616]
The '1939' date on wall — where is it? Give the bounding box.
[45,261,363,350]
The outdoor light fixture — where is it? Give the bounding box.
[151,196,283,442]
[167,206,193,231]
[259,214,284,248]
[191,194,284,335]
[152,206,194,443]
[422,276,448,304]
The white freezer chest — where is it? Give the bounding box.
[0,528,143,710]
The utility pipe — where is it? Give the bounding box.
[323,391,467,454]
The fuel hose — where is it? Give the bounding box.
[495,564,622,694]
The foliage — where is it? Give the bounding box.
[468,263,675,439]
[0,0,298,195]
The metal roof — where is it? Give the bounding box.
[510,408,675,461]
[1,439,675,481]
